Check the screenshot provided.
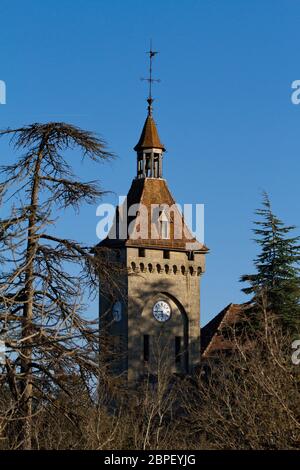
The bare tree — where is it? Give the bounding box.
[119,335,179,450]
[0,122,121,449]
[183,306,300,450]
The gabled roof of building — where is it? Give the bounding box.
[201,303,250,357]
[99,177,208,252]
[134,114,165,152]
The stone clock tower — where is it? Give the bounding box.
[98,52,207,382]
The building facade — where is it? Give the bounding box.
[98,95,207,382]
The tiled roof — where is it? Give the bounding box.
[134,115,165,152]
[201,303,249,357]
[99,178,208,252]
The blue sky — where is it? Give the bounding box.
[1,0,300,325]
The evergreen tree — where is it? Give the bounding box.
[241,192,300,331]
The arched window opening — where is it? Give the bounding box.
[145,155,151,177]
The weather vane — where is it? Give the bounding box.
[141,40,160,115]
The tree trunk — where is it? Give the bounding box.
[20,149,43,450]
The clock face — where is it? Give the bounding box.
[152,300,171,322]
[112,301,122,322]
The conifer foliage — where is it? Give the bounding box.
[241,192,300,331]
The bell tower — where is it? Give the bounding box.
[135,97,165,179]
[98,47,207,381]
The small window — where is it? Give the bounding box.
[163,250,170,259]
[175,336,181,364]
[138,248,145,257]
[159,211,169,239]
[144,335,149,362]
[161,221,169,239]
[187,251,195,261]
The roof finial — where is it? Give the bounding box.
[141,40,160,116]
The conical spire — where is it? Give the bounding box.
[134,99,165,152]
[135,43,166,179]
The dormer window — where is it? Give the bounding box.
[159,211,169,239]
